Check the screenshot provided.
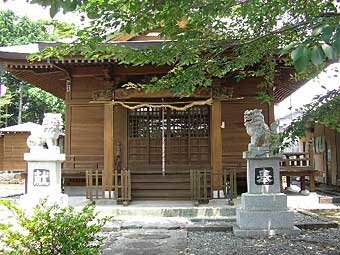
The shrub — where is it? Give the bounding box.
[0,199,110,255]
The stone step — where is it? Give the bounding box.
[97,205,236,218]
[66,196,238,218]
[102,216,237,232]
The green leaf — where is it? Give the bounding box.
[49,3,59,18]
[321,44,336,60]
[321,25,334,43]
[280,42,296,55]
[335,28,340,41]
[312,26,323,37]
[311,46,325,66]
[333,37,340,53]
[293,55,309,73]
[291,46,305,61]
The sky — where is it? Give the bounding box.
[0,0,83,25]
[275,63,340,119]
[1,0,340,120]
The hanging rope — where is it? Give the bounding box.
[108,98,213,111]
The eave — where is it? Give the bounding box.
[0,41,306,103]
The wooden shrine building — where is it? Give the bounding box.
[0,37,305,201]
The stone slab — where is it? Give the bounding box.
[243,150,282,160]
[246,158,281,194]
[102,229,187,255]
[233,224,301,238]
[236,209,294,230]
[240,193,287,211]
[24,152,65,162]
[26,161,62,194]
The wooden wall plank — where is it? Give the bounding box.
[0,133,28,171]
[70,105,104,155]
[114,106,128,169]
[71,77,106,100]
[221,100,271,164]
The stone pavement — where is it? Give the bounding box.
[102,229,187,255]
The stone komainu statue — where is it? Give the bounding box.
[27,113,63,151]
[244,109,278,150]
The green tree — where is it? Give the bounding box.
[0,10,74,127]
[0,91,12,126]
[14,1,340,142]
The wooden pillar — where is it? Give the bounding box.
[103,104,114,189]
[211,100,223,189]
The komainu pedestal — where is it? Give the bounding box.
[233,109,300,237]
[233,149,300,237]
[20,113,68,208]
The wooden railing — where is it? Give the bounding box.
[115,170,131,205]
[211,169,238,200]
[85,169,131,205]
[190,168,241,205]
[190,169,210,205]
[86,169,104,200]
[280,152,311,168]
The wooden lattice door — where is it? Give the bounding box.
[128,106,210,171]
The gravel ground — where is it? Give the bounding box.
[293,211,329,224]
[186,228,340,255]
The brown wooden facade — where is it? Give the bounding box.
[301,124,340,187]
[0,132,29,171]
[0,39,304,200]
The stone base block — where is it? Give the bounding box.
[300,190,310,196]
[19,193,68,209]
[241,193,287,211]
[236,208,294,230]
[233,224,301,238]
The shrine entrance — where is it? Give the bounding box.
[127,106,210,200]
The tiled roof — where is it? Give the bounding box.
[0,122,41,133]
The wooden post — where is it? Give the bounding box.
[310,174,315,192]
[211,100,223,190]
[103,104,114,190]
